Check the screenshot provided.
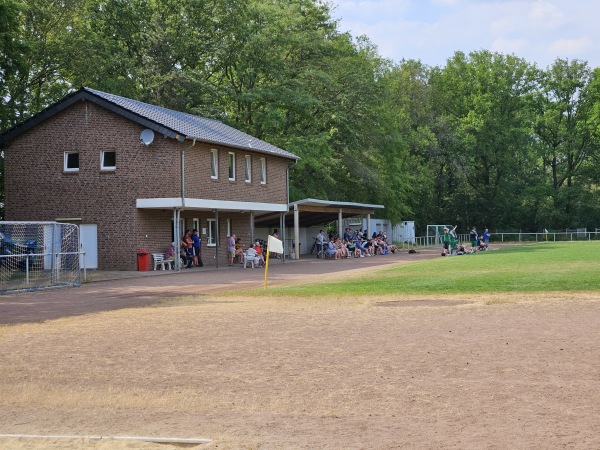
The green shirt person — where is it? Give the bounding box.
[442,228,450,256]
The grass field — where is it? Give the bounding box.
[261,241,600,296]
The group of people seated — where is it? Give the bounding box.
[317,228,397,260]
[234,239,266,267]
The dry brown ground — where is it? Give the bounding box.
[1,278,600,448]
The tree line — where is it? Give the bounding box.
[2,0,600,232]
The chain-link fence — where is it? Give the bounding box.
[0,222,81,293]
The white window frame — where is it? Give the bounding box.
[245,155,252,183]
[64,151,79,172]
[260,157,267,184]
[211,149,218,179]
[207,218,216,246]
[100,150,116,171]
[228,152,236,181]
[226,219,231,238]
[192,218,199,232]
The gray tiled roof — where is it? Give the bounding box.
[86,87,298,160]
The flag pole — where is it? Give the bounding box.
[264,242,270,289]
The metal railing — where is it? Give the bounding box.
[410,231,600,248]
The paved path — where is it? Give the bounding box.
[0,249,438,325]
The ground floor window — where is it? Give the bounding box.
[207,218,216,246]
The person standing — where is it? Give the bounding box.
[270,229,280,258]
[442,227,450,256]
[227,234,236,266]
[192,229,203,267]
[316,229,325,257]
[484,228,491,248]
[469,226,478,251]
[182,230,194,268]
[449,225,458,255]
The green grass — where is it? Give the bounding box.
[264,242,600,296]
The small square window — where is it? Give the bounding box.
[101,150,116,170]
[64,152,79,172]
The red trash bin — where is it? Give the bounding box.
[137,249,150,271]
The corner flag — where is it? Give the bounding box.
[267,235,284,254]
[264,235,284,288]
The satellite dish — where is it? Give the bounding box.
[140,129,154,145]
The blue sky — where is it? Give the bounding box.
[332,0,600,69]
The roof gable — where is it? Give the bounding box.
[0,87,299,161]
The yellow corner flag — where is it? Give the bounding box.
[264,235,284,288]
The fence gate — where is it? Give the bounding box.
[0,221,81,293]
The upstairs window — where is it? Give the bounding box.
[245,155,252,183]
[64,152,79,172]
[101,150,116,171]
[260,157,267,184]
[228,152,236,181]
[211,149,218,179]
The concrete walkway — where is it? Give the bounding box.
[0,249,439,325]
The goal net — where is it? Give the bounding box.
[0,222,80,292]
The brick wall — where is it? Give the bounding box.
[4,99,292,270]
[184,144,288,204]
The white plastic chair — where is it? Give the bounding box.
[152,253,172,270]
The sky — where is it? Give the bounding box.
[332,0,600,69]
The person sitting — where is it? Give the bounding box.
[253,240,265,267]
[371,238,381,255]
[363,238,375,256]
[326,238,342,259]
[336,238,349,258]
[343,228,353,242]
[346,237,360,258]
[376,237,388,254]
[235,237,245,263]
[353,234,368,257]
[386,241,398,254]
[244,246,261,267]
[164,243,175,260]
[477,235,486,251]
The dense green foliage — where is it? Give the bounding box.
[260,242,600,296]
[2,0,600,230]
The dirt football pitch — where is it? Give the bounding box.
[1,251,600,449]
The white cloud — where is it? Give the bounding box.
[528,0,567,30]
[332,0,600,68]
[548,37,592,57]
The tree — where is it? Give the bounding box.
[431,50,538,229]
[533,59,600,228]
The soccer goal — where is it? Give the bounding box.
[0,221,81,292]
[426,224,453,247]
